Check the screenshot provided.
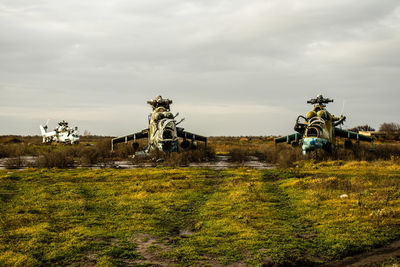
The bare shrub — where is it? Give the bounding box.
[0,144,26,158]
[204,146,216,161]
[266,142,400,167]
[379,122,400,132]
[79,147,101,165]
[261,145,303,167]
[179,146,215,163]
[4,157,26,169]
[113,143,135,159]
[276,147,302,168]
[96,138,113,158]
[347,125,375,132]
[77,139,113,165]
[229,147,249,162]
[374,144,400,160]
[63,146,81,157]
[334,143,400,161]
[163,152,190,167]
[147,146,215,167]
[0,145,11,158]
[36,151,74,168]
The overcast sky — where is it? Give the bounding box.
[1,0,399,136]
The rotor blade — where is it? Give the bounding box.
[341,100,346,115]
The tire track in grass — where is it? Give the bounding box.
[128,169,228,265]
[164,169,251,265]
[164,169,318,265]
[259,170,322,265]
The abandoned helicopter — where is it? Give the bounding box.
[111,95,207,154]
[274,94,373,155]
[39,120,80,144]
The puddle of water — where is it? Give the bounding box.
[112,155,275,170]
[0,155,275,170]
[0,156,37,170]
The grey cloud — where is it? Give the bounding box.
[0,0,399,135]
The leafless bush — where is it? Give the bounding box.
[79,147,101,165]
[261,145,303,167]
[78,139,113,165]
[265,142,400,167]
[149,146,216,167]
[374,144,400,160]
[276,146,303,168]
[0,144,26,158]
[163,152,190,167]
[379,122,400,132]
[36,151,74,168]
[347,125,375,132]
[4,157,26,169]
[113,143,135,159]
[0,145,11,158]
[64,146,81,157]
[229,147,250,162]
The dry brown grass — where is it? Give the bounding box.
[150,146,215,167]
[2,135,400,168]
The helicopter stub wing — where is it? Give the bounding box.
[176,127,207,143]
[334,128,373,142]
[274,133,303,144]
[111,129,149,151]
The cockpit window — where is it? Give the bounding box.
[306,127,320,137]
[163,130,173,139]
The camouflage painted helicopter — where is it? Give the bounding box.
[275,94,374,155]
[111,95,207,154]
[39,120,80,144]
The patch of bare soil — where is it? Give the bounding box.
[325,239,400,266]
[81,251,97,267]
[128,233,172,266]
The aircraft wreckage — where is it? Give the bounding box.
[111,95,207,155]
[275,94,374,155]
[39,120,80,144]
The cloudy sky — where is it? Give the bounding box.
[1,0,399,136]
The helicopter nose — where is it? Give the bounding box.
[302,137,327,154]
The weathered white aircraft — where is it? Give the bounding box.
[39,120,80,144]
[111,95,207,154]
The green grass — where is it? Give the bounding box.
[1,163,400,266]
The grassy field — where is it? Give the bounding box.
[1,162,400,266]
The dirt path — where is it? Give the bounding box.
[325,239,400,266]
[127,233,172,266]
